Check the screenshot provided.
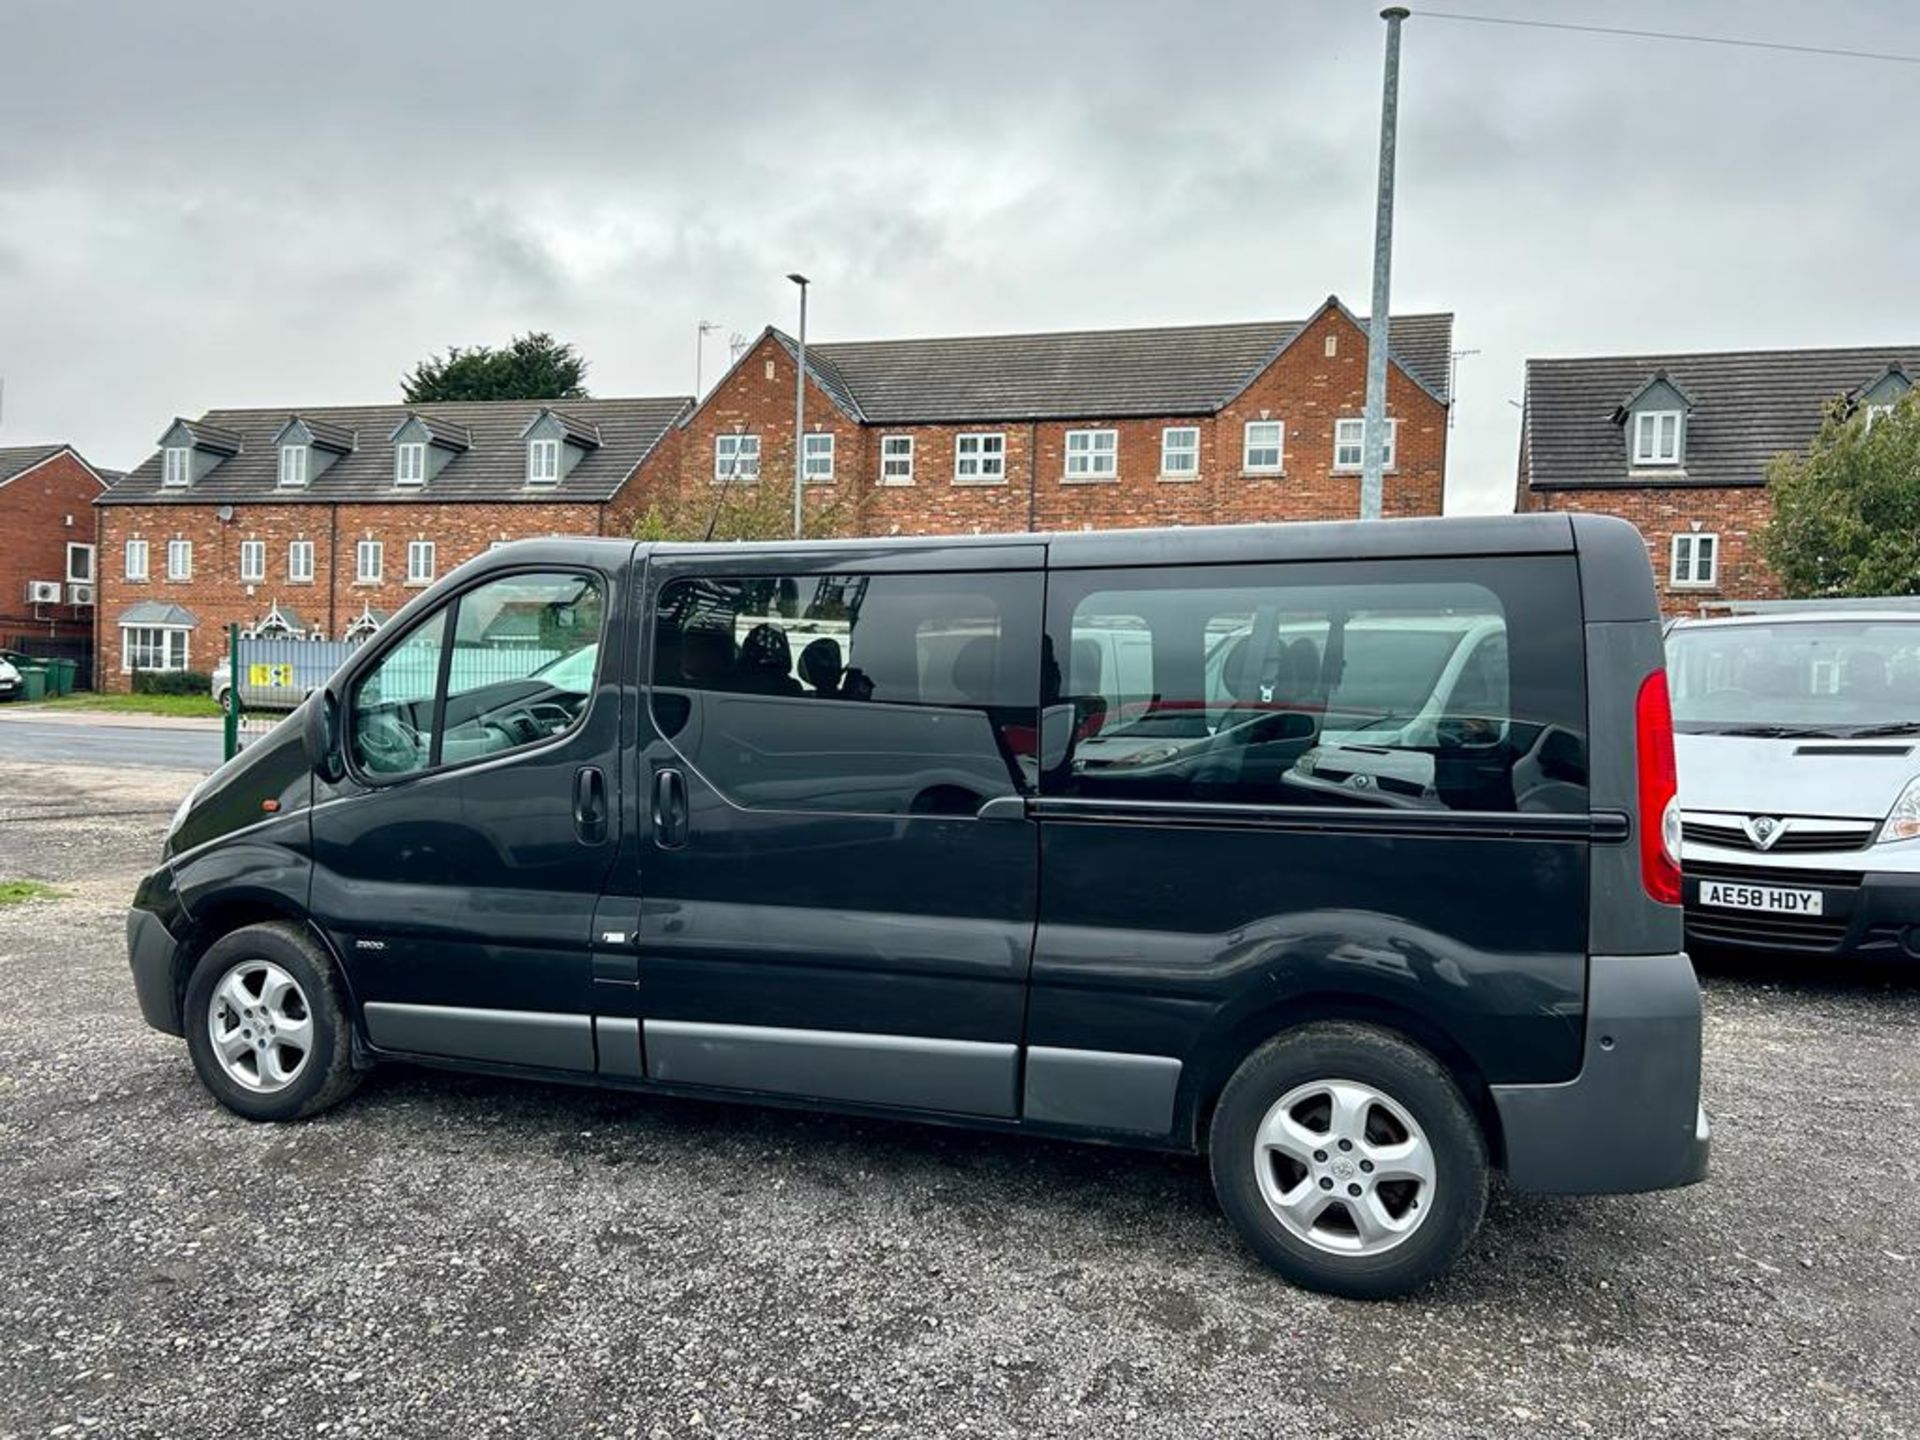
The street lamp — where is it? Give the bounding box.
[787,273,810,540]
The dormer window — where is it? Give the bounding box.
[528,438,561,485]
[278,444,309,488]
[162,447,190,488]
[396,442,426,486]
[1632,410,1683,467]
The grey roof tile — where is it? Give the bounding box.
[777,305,1453,425]
[120,600,198,627]
[0,444,67,485]
[1526,345,1920,489]
[105,396,691,506]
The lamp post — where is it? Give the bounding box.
[695,320,721,399]
[787,273,810,539]
[1360,6,1409,520]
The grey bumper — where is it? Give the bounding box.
[1491,951,1710,1194]
[127,906,183,1036]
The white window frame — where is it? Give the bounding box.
[356,539,384,583]
[1333,417,1398,472]
[714,433,761,482]
[124,538,150,582]
[1160,426,1199,478]
[289,539,315,583]
[120,625,190,674]
[239,539,266,583]
[167,539,193,581]
[278,444,309,488]
[527,437,561,486]
[1633,409,1684,467]
[1243,420,1285,474]
[803,432,835,482]
[1064,429,1119,481]
[65,542,95,584]
[954,432,1007,484]
[880,434,915,485]
[162,447,190,488]
[395,442,426,486]
[407,540,436,585]
[1670,532,1719,589]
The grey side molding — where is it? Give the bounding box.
[1023,1047,1182,1136]
[1492,952,1709,1194]
[644,1020,1019,1118]
[595,1016,644,1078]
[363,1002,595,1073]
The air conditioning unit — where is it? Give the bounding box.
[26,580,61,604]
[68,583,96,607]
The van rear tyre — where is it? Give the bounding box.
[183,923,362,1122]
[1208,1022,1488,1299]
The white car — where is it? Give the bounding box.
[0,656,21,700]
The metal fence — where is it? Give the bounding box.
[221,627,367,760]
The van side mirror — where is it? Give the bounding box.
[305,686,346,782]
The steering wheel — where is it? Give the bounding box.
[357,712,422,772]
[525,701,577,731]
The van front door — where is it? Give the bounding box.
[309,562,628,1073]
[633,546,1043,1118]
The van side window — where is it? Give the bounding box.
[1042,561,1587,814]
[649,571,1041,814]
[349,571,604,778]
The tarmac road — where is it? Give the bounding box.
[0,714,219,772]
[1,761,1917,1438]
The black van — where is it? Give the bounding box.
[127,514,1708,1298]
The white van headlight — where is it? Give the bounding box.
[1878,776,1920,844]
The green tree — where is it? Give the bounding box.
[1762,392,1920,598]
[633,471,853,544]
[401,331,590,403]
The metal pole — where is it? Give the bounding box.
[696,320,719,399]
[1361,6,1409,521]
[788,274,810,539]
[224,623,240,761]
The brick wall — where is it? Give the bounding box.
[630,311,1448,539]
[95,499,605,688]
[0,449,105,644]
[1522,485,1779,614]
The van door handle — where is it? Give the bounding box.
[652,767,688,849]
[573,765,607,844]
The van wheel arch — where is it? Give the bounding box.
[1188,997,1505,1170]
[173,902,351,1032]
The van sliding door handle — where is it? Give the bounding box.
[653,767,689,849]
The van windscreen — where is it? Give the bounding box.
[1666,619,1920,736]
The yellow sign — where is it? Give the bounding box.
[248,663,294,688]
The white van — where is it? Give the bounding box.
[1666,610,1920,960]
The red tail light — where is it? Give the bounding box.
[1635,669,1683,905]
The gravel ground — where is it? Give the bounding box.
[1,760,1917,1439]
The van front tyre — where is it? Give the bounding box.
[1209,1022,1488,1299]
[182,923,362,1122]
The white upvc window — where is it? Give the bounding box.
[121,625,190,673]
[356,539,384,583]
[407,540,436,585]
[162,447,191,488]
[289,539,315,583]
[1160,426,1199,478]
[1243,420,1285,473]
[714,433,761,481]
[1633,410,1684,467]
[278,444,309,488]
[803,432,836,481]
[954,432,1006,483]
[239,540,265,583]
[167,539,193,581]
[880,435,915,485]
[1064,429,1119,480]
[1333,417,1398,472]
[527,437,561,485]
[124,538,150,582]
[1670,532,1719,588]
[395,442,426,486]
[66,543,95,584]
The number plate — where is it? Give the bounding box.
[1698,880,1823,916]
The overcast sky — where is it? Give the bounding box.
[3,0,1916,512]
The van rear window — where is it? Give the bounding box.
[1042,558,1587,815]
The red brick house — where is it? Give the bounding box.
[1517,345,1917,612]
[634,296,1453,536]
[93,397,690,688]
[0,444,112,677]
